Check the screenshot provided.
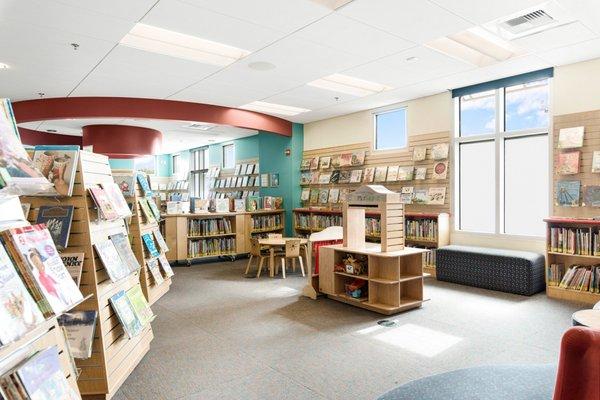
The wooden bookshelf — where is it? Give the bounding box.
[293,208,449,277]
[244,209,285,250]
[26,152,153,399]
[209,158,260,199]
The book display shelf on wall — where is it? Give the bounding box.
[156,179,189,211]
[113,170,172,306]
[25,152,154,399]
[208,159,260,200]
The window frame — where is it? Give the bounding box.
[453,79,552,240]
[172,154,179,175]
[189,147,209,198]
[222,143,235,169]
[372,106,408,152]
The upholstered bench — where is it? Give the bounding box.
[436,245,545,296]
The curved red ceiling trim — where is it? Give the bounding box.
[12,97,293,136]
[18,127,83,146]
[82,124,162,159]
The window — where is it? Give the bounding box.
[190,147,208,198]
[172,154,179,174]
[374,108,407,150]
[222,143,235,169]
[455,73,550,237]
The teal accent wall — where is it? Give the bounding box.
[108,158,134,170]
[155,154,172,177]
[208,135,259,167]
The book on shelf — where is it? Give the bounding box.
[252,214,282,230]
[557,151,580,175]
[318,189,329,204]
[59,253,85,287]
[188,237,236,258]
[57,310,98,359]
[300,188,310,202]
[413,188,428,204]
[592,151,600,173]
[0,241,44,345]
[549,226,593,255]
[413,146,427,161]
[157,254,175,278]
[363,167,375,183]
[147,258,164,285]
[300,172,311,185]
[109,233,140,273]
[35,205,74,250]
[126,285,154,327]
[583,186,600,207]
[432,143,449,160]
[319,156,331,169]
[95,240,131,282]
[246,196,260,212]
[316,172,330,184]
[406,218,438,241]
[340,153,352,167]
[415,167,427,180]
[555,180,581,207]
[365,217,381,237]
[136,173,153,196]
[331,155,341,168]
[153,229,169,253]
[386,166,399,182]
[433,161,448,179]
[338,170,351,184]
[398,166,414,181]
[31,145,80,197]
[547,263,565,286]
[263,196,274,210]
[214,198,229,213]
[142,233,160,258]
[2,224,84,317]
[350,169,363,183]
[300,159,311,171]
[351,151,366,166]
[557,126,584,149]
[109,289,143,338]
[427,187,446,205]
[558,264,599,293]
[188,218,232,236]
[400,186,414,204]
[89,187,119,221]
[309,157,319,170]
[339,188,351,203]
[330,170,340,184]
[311,213,342,230]
[309,189,319,204]
[101,182,132,218]
[329,188,340,203]
[138,197,157,224]
[374,166,387,182]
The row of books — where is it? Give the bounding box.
[300,163,447,185]
[233,163,259,176]
[405,219,438,241]
[246,196,283,212]
[556,264,600,292]
[188,238,236,258]
[251,214,282,231]
[300,151,366,170]
[160,192,189,202]
[547,263,566,286]
[160,180,189,191]
[301,188,351,204]
[210,190,260,200]
[424,249,437,267]
[212,175,258,189]
[138,196,162,224]
[300,186,447,206]
[188,218,233,236]
[548,227,595,255]
[146,255,174,286]
[365,217,381,237]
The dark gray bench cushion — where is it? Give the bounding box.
[436,245,546,296]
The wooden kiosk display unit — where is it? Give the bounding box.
[317,185,428,315]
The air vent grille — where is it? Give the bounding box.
[500,9,555,35]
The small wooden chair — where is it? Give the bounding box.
[278,239,305,279]
[245,238,269,278]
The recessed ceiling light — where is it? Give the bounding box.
[240,101,310,116]
[0,63,9,69]
[307,73,392,97]
[120,23,251,67]
[248,61,276,71]
[405,56,419,63]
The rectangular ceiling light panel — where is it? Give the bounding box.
[308,73,392,97]
[240,101,311,116]
[120,23,251,66]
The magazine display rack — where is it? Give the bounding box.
[24,152,153,399]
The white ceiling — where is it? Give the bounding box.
[18,118,257,155]
[2,0,600,126]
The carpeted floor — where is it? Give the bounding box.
[114,258,582,400]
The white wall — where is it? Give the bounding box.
[553,58,600,116]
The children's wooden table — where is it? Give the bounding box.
[258,237,308,277]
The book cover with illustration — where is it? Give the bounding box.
[158,254,175,278]
[300,159,311,171]
[89,187,119,221]
[109,233,140,273]
[309,157,319,170]
[59,253,84,287]
[138,197,156,224]
[374,166,388,182]
[328,188,340,203]
[350,169,363,183]
[318,172,332,184]
[338,170,352,184]
[126,285,154,327]
[432,161,448,180]
[147,198,162,221]
[32,145,80,197]
[415,167,427,180]
[557,151,580,175]
[300,188,310,202]
[412,188,429,204]
[431,143,449,160]
[309,189,319,204]
[318,156,331,169]
[142,233,160,258]
[363,167,375,183]
[351,151,366,166]
[35,205,74,249]
[57,310,98,359]
[398,166,414,181]
[136,173,153,196]
[109,290,143,338]
[400,187,414,204]
[413,146,427,161]
[101,182,132,218]
[584,186,600,207]
[113,173,136,197]
[339,153,352,167]
[427,187,446,205]
[318,189,329,204]
[386,166,399,182]
[94,240,130,282]
[557,126,584,149]
[153,229,169,253]
[555,180,581,207]
[147,258,165,285]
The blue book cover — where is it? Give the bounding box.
[556,180,580,207]
[136,173,152,196]
[142,233,160,257]
[17,346,75,400]
[35,205,74,249]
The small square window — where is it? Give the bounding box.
[374,108,407,150]
[222,143,235,169]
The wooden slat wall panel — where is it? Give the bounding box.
[553,110,600,218]
[300,132,451,216]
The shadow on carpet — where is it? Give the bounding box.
[377,364,556,400]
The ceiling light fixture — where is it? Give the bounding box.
[307,73,392,97]
[405,56,419,63]
[240,101,310,116]
[120,23,251,67]
[426,26,521,67]
[183,122,214,131]
[0,63,9,69]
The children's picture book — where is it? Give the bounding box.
[584,186,600,207]
[300,172,311,185]
[147,258,164,285]
[57,310,98,359]
[271,173,279,187]
[339,153,353,167]
[138,197,156,224]
[101,182,132,218]
[329,188,340,203]
[109,233,140,273]
[60,253,85,287]
[413,188,429,204]
[433,161,448,180]
[233,198,245,212]
[35,205,74,250]
[32,145,80,197]
[413,146,427,161]
[427,187,447,205]
[400,187,414,204]
[351,151,366,165]
[398,166,415,181]
[95,240,130,282]
[89,187,119,220]
[4,224,83,315]
[557,126,584,149]
[153,229,169,253]
[246,196,260,211]
[318,189,329,204]
[0,242,44,345]
[110,290,143,338]
[330,170,340,183]
[319,156,331,169]
[555,180,581,207]
[263,196,274,210]
[310,171,320,184]
[113,173,136,197]
[142,233,160,258]
[339,188,351,203]
[136,173,153,196]
[386,166,399,182]
[309,157,319,170]
[363,167,375,183]
[300,159,311,171]
[16,346,78,400]
[593,151,600,173]
[432,143,449,160]
[415,167,427,180]
[374,166,388,182]
[331,155,341,168]
[127,285,154,326]
[309,189,320,204]
[300,188,310,201]
[215,198,229,213]
[350,169,363,183]
[158,254,175,278]
[338,170,352,184]
[557,151,580,174]
[147,197,162,221]
[318,172,332,184]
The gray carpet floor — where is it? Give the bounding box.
[114,259,583,400]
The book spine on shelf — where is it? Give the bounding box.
[188,218,232,236]
[187,237,236,258]
[405,218,438,241]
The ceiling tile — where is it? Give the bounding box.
[177,0,331,33]
[264,84,358,110]
[142,0,283,52]
[513,22,597,53]
[168,79,276,107]
[50,0,156,22]
[339,0,473,43]
[537,38,600,66]
[429,0,546,24]
[556,0,600,35]
[295,13,413,59]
